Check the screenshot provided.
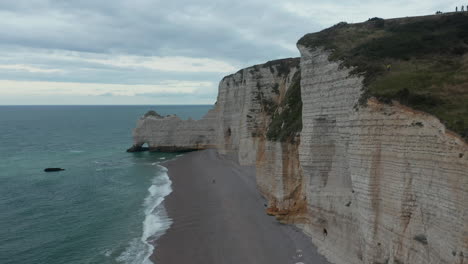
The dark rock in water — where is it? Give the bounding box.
[126,145,149,152]
[44,168,65,172]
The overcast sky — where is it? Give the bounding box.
[0,0,458,105]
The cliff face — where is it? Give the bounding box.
[297,46,468,264]
[130,57,305,219]
[130,37,468,264]
[129,109,218,151]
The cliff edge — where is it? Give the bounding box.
[130,13,468,264]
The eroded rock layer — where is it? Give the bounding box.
[130,47,467,264]
[128,109,218,151]
[297,46,468,264]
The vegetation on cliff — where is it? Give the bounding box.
[144,110,162,118]
[261,58,300,77]
[267,71,302,142]
[298,13,468,139]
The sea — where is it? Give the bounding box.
[0,105,212,264]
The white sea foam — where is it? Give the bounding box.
[69,150,84,153]
[102,249,113,257]
[159,157,166,160]
[117,165,173,264]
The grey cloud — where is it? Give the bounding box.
[0,0,319,63]
[0,0,455,65]
[0,0,453,105]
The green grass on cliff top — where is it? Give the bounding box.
[298,13,468,140]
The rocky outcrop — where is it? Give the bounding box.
[44,168,65,172]
[130,58,301,158]
[128,109,219,152]
[130,44,467,264]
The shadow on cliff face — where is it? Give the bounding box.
[309,116,338,188]
[263,141,308,224]
[242,59,308,224]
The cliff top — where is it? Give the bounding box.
[298,12,468,140]
[221,57,299,81]
[144,110,163,118]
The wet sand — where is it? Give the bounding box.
[151,149,329,264]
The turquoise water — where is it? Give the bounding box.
[0,105,212,264]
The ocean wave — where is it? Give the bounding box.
[69,150,84,153]
[117,165,173,264]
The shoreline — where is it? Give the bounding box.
[151,149,329,264]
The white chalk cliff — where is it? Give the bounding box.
[129,38,468,264]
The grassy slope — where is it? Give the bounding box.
[266,71,302,142]
[298,13,468,140]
